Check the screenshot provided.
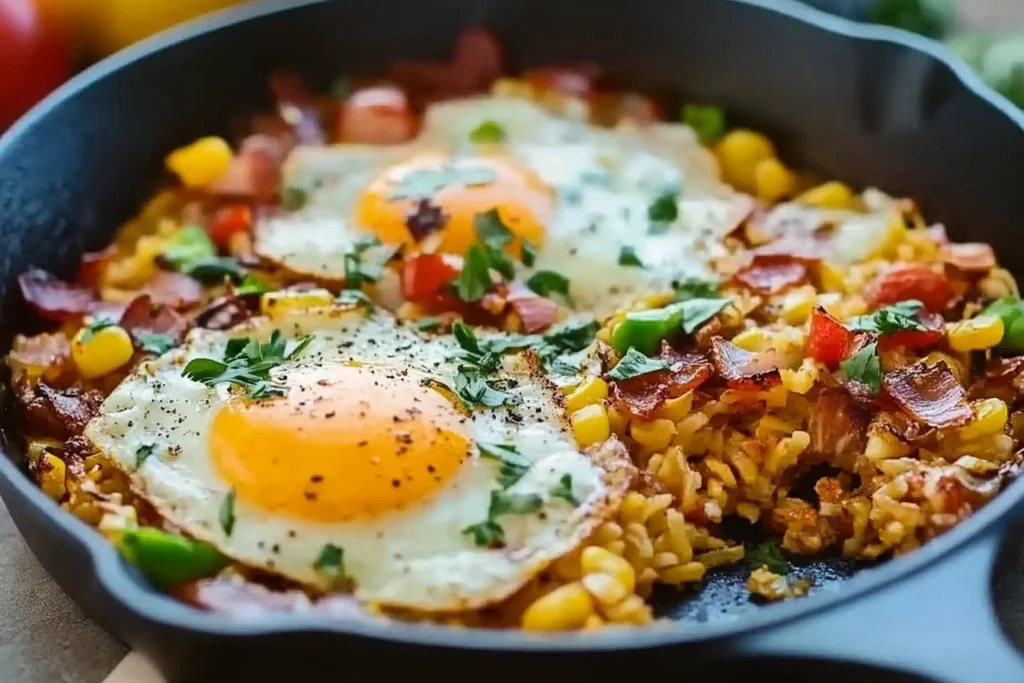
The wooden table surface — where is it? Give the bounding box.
[2,2,1021,682]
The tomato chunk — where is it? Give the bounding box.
[336,86,418,144]
[868,265,954,312]
[806,305,854,368]
[401,253,461,305]
[210,205,252,247]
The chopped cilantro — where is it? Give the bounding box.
[336,289,375,312]
[416,316,441,332]
[462,520,505,547]
[81,315,117,343]
[453,369,515,409]
[478,442,531,489]
[541,319,598,354]
[682,104,727,145]
[675,278,720,300]
[474,208,515,248]
[344,237,394,290]
[219,489,236,537]
[680,298,730,334]
[648,192,679,224]
[607,347,670,381]
[840,341,882,395]
[137,333,175,356]
[389,166,496,201]
[135,444,155,469]
[746,540,789,575]
[469,120,506,144]
[452,322,501,373]
[847,300,925,335]
[618,246,644,268]
[550,474,579,506]
[451,244,494,302]
[521,241,537,267]
[463,489,544,547]
[313,543,345,585]
[525,270,570,298]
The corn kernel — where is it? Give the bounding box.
[581,546,637,593]
[72,323,134,379]
[39,453,66,501]
[780,359,818,395]
[797,181,855,210]
[817,261,847,293]
[961,399,1009,442]
[865,431,911,461]
[581,571,629,606]
[754,157,798,204]
[779,286,815,325]
[630,419,676,451]
[261,289,335,316]
[521,582,594,631]
[565,377,609,414]
[658,561,706,585]
[655,392,693,422]
[731,328,766,352]
[165,136,233,188]
[714,129,776,192]
[571,404,610,447]
[947,315,1004,353]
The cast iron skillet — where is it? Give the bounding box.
[2,0,1024,680]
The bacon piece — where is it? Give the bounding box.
[194,292,261,331]
[709,337,781,390]
[177,576,363,621]
[808,388,872,470]
[140,271,203,310]
[19,383,104,440]
[118,295,189,343]
[77,246,116,290]
[883,360,972,429]
[9,333,73,385]
[18,269,97,322]
[731,259,808,295]
[867,264,954,312]
[939,243,996,273]
[207,134,286,202]
[337,86,418,145]
[610,343,713,419]
[506,287,559,333]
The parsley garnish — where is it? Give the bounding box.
[682,104,727,145]
[344,237,394,290]
[135,444,155,469]
[680,298,730,334]
[746,540,789,575]
[416,317,441,331]
[550,474,579,506]
[541,319,598,354]
[463,489,543,547]
[840,341,882,395]
[607,347,670,381]
[469,120,506,144]
[474,208,514,248]
[452,322,501,373]
[648,192,679,224]
[462,520,505,547]
[521,241,537,267]
[675,278,720,300]
[451,244,494,302]
[137,333,175,355]
[389,166,496,201]
[181,330,313,399]
[281,186,309,211]
[847,300,925,335]
[618,246,644,268]
[453,369,515,408]
[81,315,116,343]
[478,442,531,489]
[525,270,570,298]
[219,489,236,536]
[313,543,345,585]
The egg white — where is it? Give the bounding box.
[84,306,633,612]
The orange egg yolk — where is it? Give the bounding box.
[210,363,470,521]
[355,151,553,256]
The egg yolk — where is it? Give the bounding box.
[210,363,470,521]
[355,151,553,256]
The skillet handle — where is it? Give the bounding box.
[727,520,1024,682]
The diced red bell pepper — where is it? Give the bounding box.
[806,305,854,368]
[867,265,954,312]
[401,253,461,304]
[336,86,418,145]
[210,205,252,247]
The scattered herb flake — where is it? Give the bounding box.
[219,489,236,536]
[746,540,789,575]
[607,347,670,381]
[682,104,727,145]
[648,192,679,223]
[453,369,515,408]
[281,186,309,211]
[416,316,441,332]
[462,519,504,547]
[525,270,570,298]
[182,330,312,399]
[550,473,580,506]
[135,444,155,469]
[490,490,544,516]
[675,278,721,300]
[451,244,494,302]
[521,240,537,267]
[236,274,270,295]
[618,246,644,268]
[478,442,531,489]
[161,225,216,271]
[313,543,345,585]
[137,333,175,356]
[469,120,506,144]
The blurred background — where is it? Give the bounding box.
[1,0,1024,132]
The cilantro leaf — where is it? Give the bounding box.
[474,208,514,248]
[746,540,789,574]
[343,237,394,290]
[525,270,570,298]
[462,519,504,547]
[648,192,679,223]
[607,347,670,381]
[840,341,882,395]
[847,300,925,335]
[451,244,493,302]
[618,246,644,268]
[219,489,236,536]
[478,441,531,489]
[521,241,537,267]
[680,298,730,334]
[137,333,176,356]
[675,278,720,300]
[541,319,598,354]
[81,314,117,343]
[182,330,312,399]
[682,104,727,145]
[550,473,579,505]
[135,444,155,469]
[452,322,501,373]
[313,543,345,585]
[454,369,515,408]
[490,490,543,516]
[469,120,506,144]
[161,225,216,271]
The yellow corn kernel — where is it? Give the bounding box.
[581,571,629,606]
[72,323,134,379]
[261,289,335,316]
[658,561,706,585]
[713,129,776,192]
[779,286,815,325]
[864,431,911,461]
[947,315,1004,353]
[571,404,610,447]
[961,399,1009,443]
[796,181,855,210]
[165,136,233,188]
[521,583,595,631]
[581,545,637,593]
[754,157,798,204]
[630,419,676,451]
[780,359,818,395]
[565,377,609,414]
[731,328,766,352]
[817,261,847,293]
[655,392,693,422]
[39,453,66,501]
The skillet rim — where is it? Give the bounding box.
[2,0,1024,651]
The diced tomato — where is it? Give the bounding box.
[806,305,854,368]
[524,67,595,98]
[867,265,954,312]
[336,86,418,144]
[210,205,252,247]
[401,253,461,304]
[878,310,944,351]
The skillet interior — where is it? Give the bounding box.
[3,0,1024,678]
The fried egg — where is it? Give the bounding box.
[84,306,632,612]
[255,97,753,319]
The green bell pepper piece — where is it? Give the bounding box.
[611,303,685,356]
[981,297,1024,353]
[119,526,227,589]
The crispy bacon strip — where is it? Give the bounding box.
[709,337,781,390]
[141,271,203,310]
[939,243,996,273]
[731,259,808,295]
[506,287,559,333]
[18,269,97,321]
[19,383,103,440]
[119,295,189,343]
[610,343,712,419]
[207,134,286,202]
[883,360,972,429]
[77,246,116,290]
[808,388,872,470]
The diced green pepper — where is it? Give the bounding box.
[610,303,685,356]
[982,297,1024,352]
[682,104,726,146]
[118,526,227,589]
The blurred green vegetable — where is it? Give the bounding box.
[948,33,1024,109]
[119,526,227,589]
[981,298,1024,352]
[865,0,955,38]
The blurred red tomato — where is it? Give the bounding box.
[0,0,69,129]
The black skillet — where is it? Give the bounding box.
[2,1,1024,681]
